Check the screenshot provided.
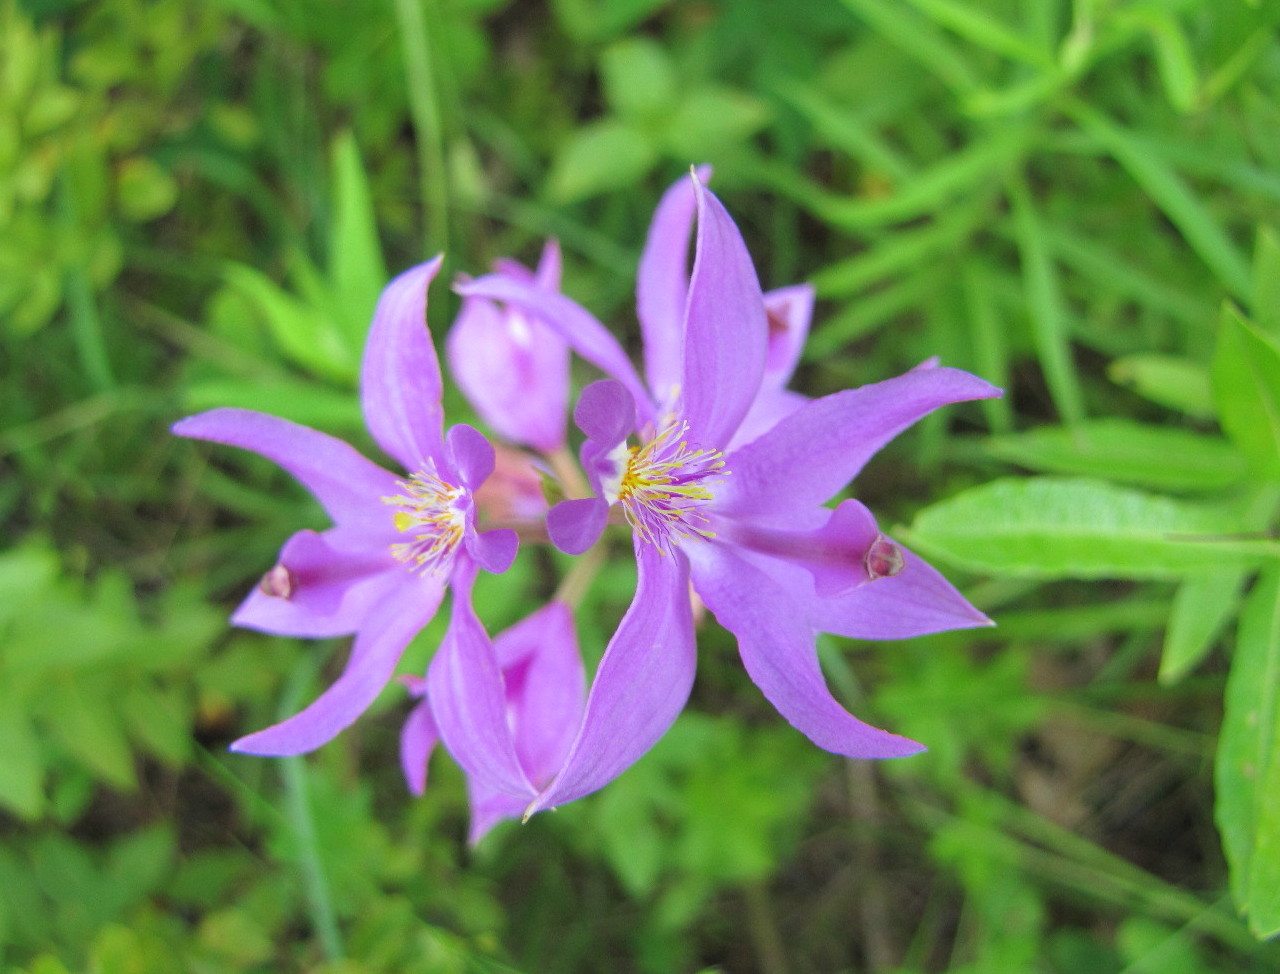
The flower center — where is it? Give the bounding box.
[617,417,725,554]
[382,467,469,574]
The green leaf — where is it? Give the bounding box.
[1144,12,1199,114]
[1212,303,1280,477]
[904,477,1272,579]
[328,132,388,352]
[42,682,136,791]
[1108,354,1214,419]
[1216,567,1280,937]
[224,264,356,383]
[663,87,771,160]
[0,688,44,819]
[1067,102,1252,299]
[987,419,1248,492]
[546,120,657,203]
[600,37,677,123]
[1160,569,1249,684]
[1252,226,1280,336]
[1007,173,1085,426]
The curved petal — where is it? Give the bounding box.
[762,283,814,389]
[687,541,923,759]
[717,366,1002,527]
[680,179,768,448]
[493,601,584,787]
[445,424,495,490]
[361,256,446,472]
[465,527,518,574]
[172,409,394,531]
[534,238,563,290]
[727,388,808,453]
[527,543,696,814]
[466,779,529,845]
[637,170,705,403]
[814,544,993,639]
[427,567,535,800]
[446,295,569,453]
[230,573,445,756]
[547,497,609,555]
[400,696,439,795]
[231,528,400,638]
[455,275,653,420]
[714,499,882,598]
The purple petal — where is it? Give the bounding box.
[466,779,528,845]
[687,541,923,759]
[814,544,993,639]
[680,179,768,448]
[230,574,446,756]
[172,408,395,531]
[727,388,808,452]
[547,497,609,555]
[400,696,439,795]
[527,543,696,814]
[361,256,446,472]
[444,423,495,490]
[575,379,636,446]
[231,528,400,638]
[492,601,584,787]
[465,527,518,574]
[455,275,653,421]
[446,294,569,453]
[762,283,814,389]
[637,170,706,403]
[715,499,881,598]
[535,239,563,290]
[717,366,1002,527]
[427,567,534,799]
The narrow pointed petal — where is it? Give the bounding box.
[400,696,439,795]
[680,179,768,448]
[527,543,696,814]
[814,545,993,639]
[687,542,923,759]
[465,527,518,574]
[762,283,814,389]
[718,366,1002,526]
[231,528,399,638]
[427,569,535,799]
[446,296,569,452]
[728,388,808,452]
[493,601,584,787]
[230,575,445,756]
[637,171,703,403]
[716,499,882,598]
[360,256,446,472]
[455,275,653,419]
[547,497,609,554]
[445,424,495,490]
[466,779,529,845]
[173,408,395,531]
[534,238,563,290]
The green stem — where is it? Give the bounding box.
[279,657,344,961]
[394,0,450,262]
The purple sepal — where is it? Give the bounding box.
[686,542,924,759]
[399,687,439,796]
[360,256,446,472]
[230,575,446,756]
[527,543,696,814]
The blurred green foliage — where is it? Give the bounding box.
[4,0,1280,970]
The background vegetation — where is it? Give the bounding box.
[3,0,1280,970]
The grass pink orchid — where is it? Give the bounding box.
[465,176,1001,815]
[173,259,546,794]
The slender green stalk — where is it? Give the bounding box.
[394,0,450,263]
[279,658,344,961]
[57,174,116,392]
